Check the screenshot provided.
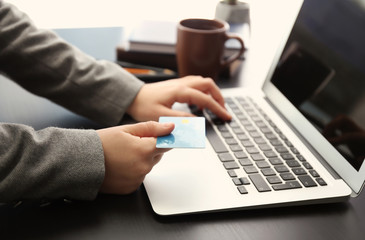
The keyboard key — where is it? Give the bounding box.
[251,153,265,161]
[285,140,294,147]
[244,125,256,132]
[286,160,301,168]
[250,131,262,138]
[298,175,317,187]
[225,138,238,145]
[218,153,234,162]
[249,174,272,192]
[265,133,277,140]
[258,144,272,151]
[309,170,320,177]
[212,117,226,125]
[236,113,246,120]
[237,186,248,194]
[206,121,228,153]
[264,151,277,158]
[267,120,276,127]
[291,147,300,154]
[225,97,234,102]
[270,139,282,146]
[227,170,237,177]
[261,168,276,176]
[302,162,313,169]
[246,109,255,116]
[281,153,295,160]
[232,178,243,186]
[234,151,248,159]
[275,146,289,153]
[223,162,240,170]
[273,127,282,134]
[279,134,288,140]
[189,104,204,116]
[280,172,295,181]
[230,145,243,152]
[241,140,254,147]
[251,115,262,122]
[246,147,259,154]
[237,133,249,141]
[267,176,282,184]
[260,127,272,134]
[233,127,245,134]
[239,158,253,166]
[243,166,259,174]
[221,132,233,138]
[256,160,271,168]
[316,178,327,186]
[269,157,283,165]
[232,110,242,116]
[239,177,251,185]
[254,137,266,144]
[226,100,237,107]
[274,165,289,173]
[240,119,251,126]
[272,181,302,191]
[217,125,229,132]
[255,121,267,128]
[229,121,240,128]
[292,167,307,175]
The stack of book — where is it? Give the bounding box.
[116,20,250,79]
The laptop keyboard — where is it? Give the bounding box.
[204,96,327,195]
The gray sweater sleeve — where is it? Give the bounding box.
[0,124,105,203]
[0,1,144,203]
[0,1,144,127]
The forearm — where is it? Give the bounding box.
[0,1,144,126]
[0,123,105,203]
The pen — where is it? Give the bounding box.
[124,67,175,76]
[116,60,178,81]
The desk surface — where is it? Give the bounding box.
[1,1,365,239]
[1,186,365,240]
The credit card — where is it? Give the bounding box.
[156,117,206,148]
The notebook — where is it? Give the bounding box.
[144,0,365,216]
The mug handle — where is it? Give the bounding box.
[221,33,245,69]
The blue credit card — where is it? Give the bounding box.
[156,117,206,148]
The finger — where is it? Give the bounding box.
[176,87,232,120]
[138,137,172,159]
[122,121,175,138]
[154,106,196,118]
[182,76,226,107]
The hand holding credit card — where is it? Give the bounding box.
[156,117,206,148]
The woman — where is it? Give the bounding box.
[0,1,231,203]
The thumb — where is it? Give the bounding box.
[122,121,175,138]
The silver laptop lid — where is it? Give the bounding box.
[262,0,365,195]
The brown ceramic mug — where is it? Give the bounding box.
[176,18,245,80]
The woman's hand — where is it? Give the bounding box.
[127,76,232,122]
[97,121,174,194]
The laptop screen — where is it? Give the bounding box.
[267,0,365,191]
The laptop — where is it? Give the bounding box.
[144,0,365,216]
